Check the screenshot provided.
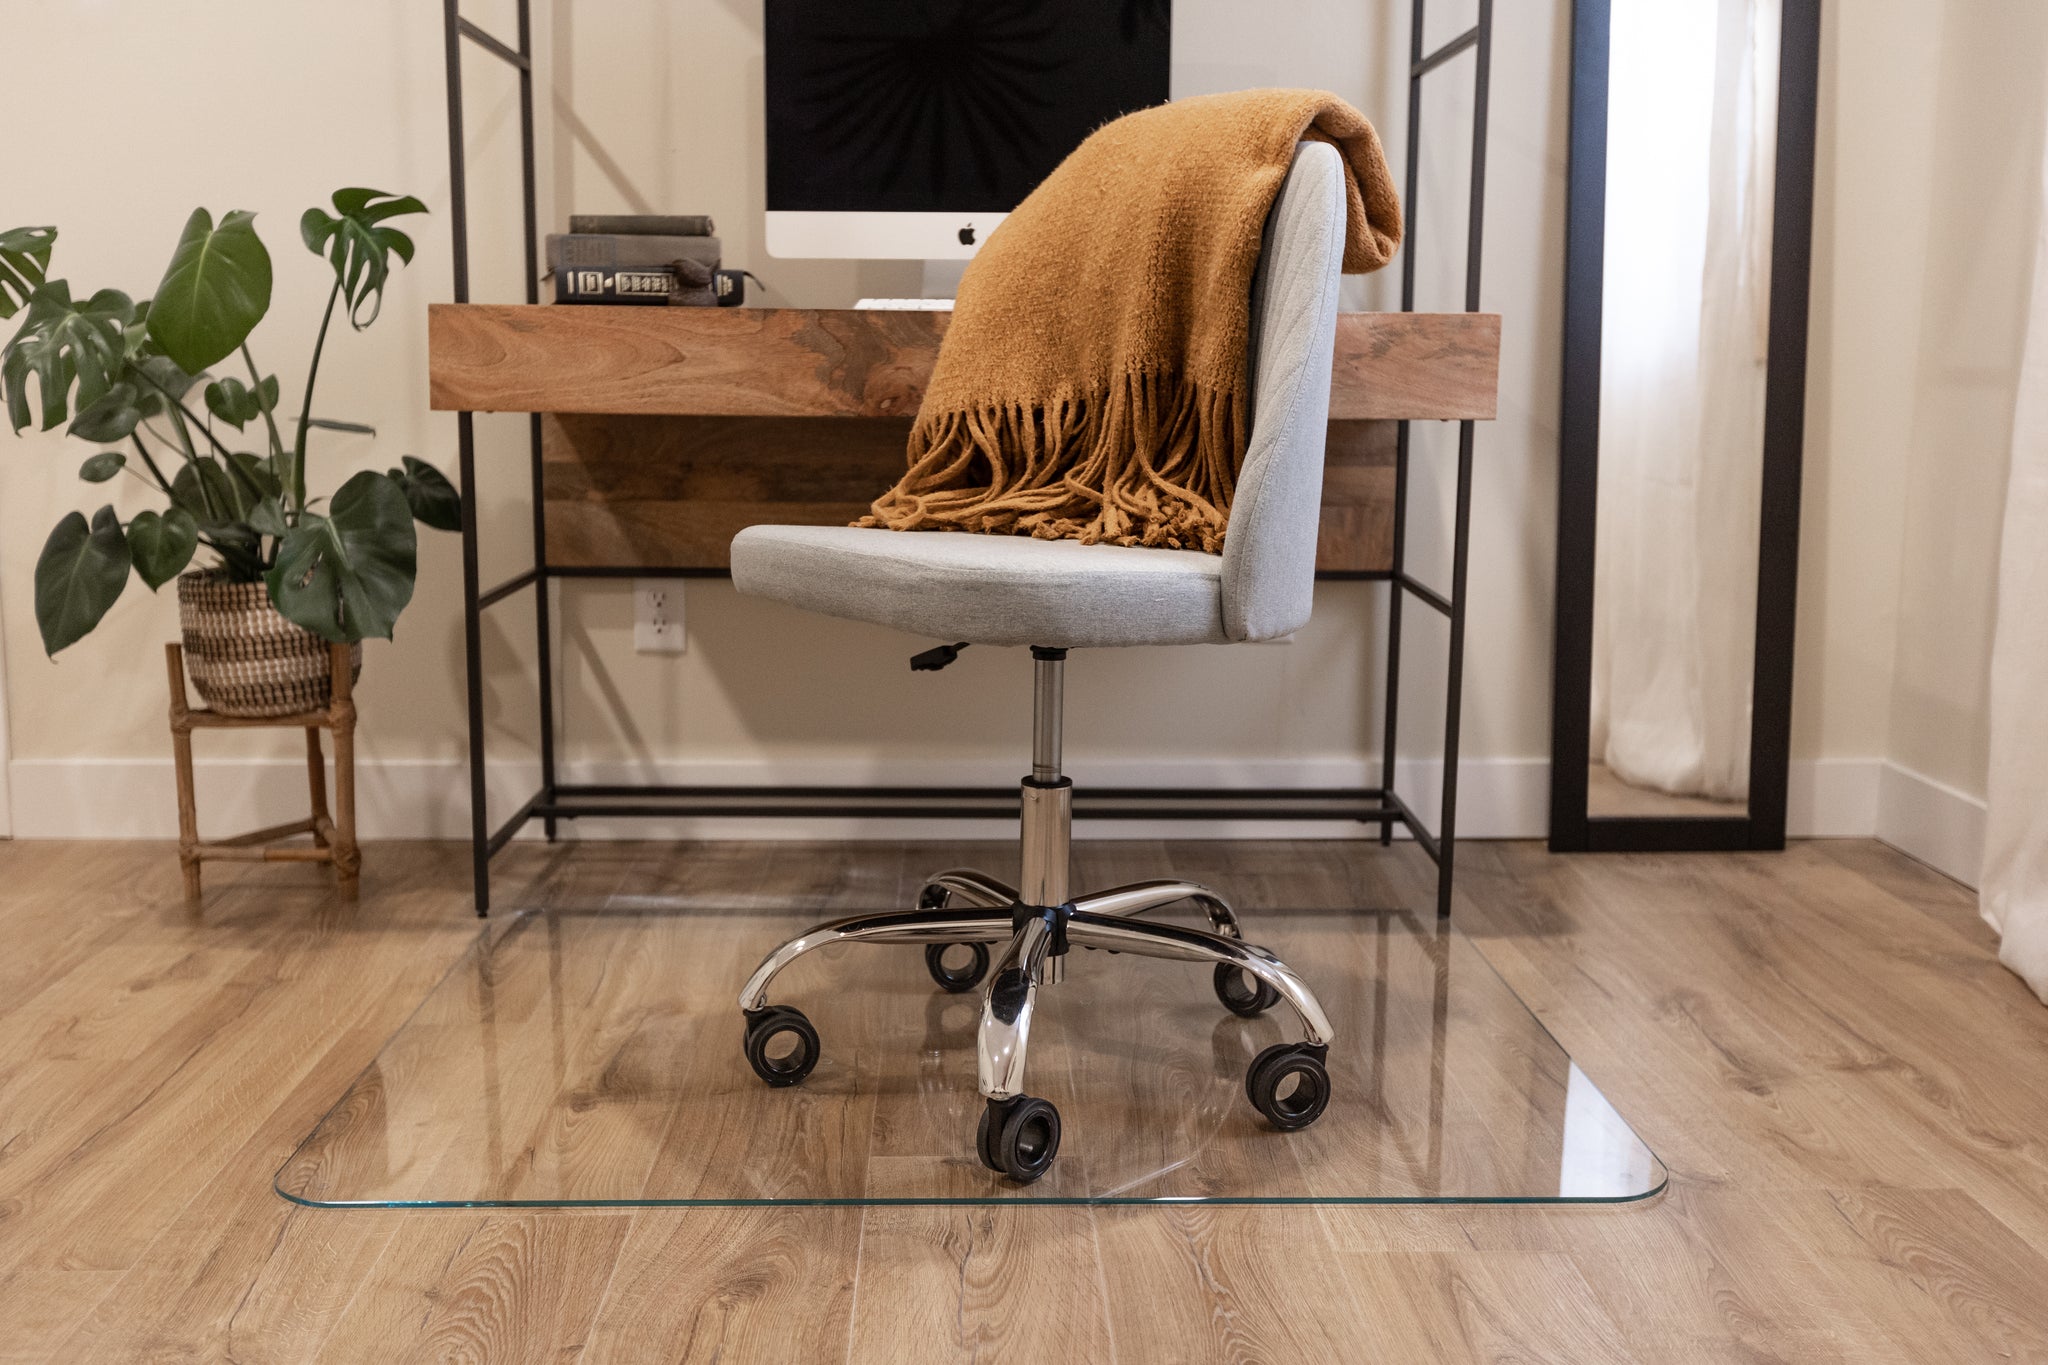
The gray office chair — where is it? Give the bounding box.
[728,142,1346,1183]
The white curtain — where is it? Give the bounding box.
[1591,0,1779,801]
[1981,108,2048,1004]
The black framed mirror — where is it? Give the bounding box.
[1549,0,1821,851]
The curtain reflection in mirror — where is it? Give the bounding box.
[1590,0,1779,810]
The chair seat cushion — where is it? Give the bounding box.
[730,525,1229,648]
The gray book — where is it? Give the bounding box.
[544,233,721,272]
[568,214,714,236]
[554,265,716,306]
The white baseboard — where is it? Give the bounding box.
[1875,761,1987,888]
[4,752,1893,844]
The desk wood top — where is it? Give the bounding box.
[427,304,1500,423]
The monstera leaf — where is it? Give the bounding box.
[203,373,278,430]
[132,348,200,395]
[389,455,462,532]
[227,450,281,501]
[34,506,129,655]
[67,381,150,443]
[300,188,426,329]
[71,352,203,446]
[78,451,125,482]
[146,209,272,374]
[0,225,55,319]
[246,495,290,538]
[171,456,242,524]
[1,282,135,433]
[126,508,200,590]
[266,470,417,641]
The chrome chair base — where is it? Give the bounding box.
[736,868,1337,1183]
[736,648,1336,1184]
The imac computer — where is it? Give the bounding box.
[764,1,1172,260]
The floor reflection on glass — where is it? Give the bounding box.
[278,902,1665,1206]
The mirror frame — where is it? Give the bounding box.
[1549,0,1823,852]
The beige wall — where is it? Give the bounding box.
[1872,0,2048,799]
[1794,0,1931,769]
[1,3,481,776]
[0,0,2037,838]
[1800,0,2045,808]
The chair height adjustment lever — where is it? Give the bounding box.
[910,642,971,672]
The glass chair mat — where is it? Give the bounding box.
[278,904,1666,1207]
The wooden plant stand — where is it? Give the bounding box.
[165,641,359,901]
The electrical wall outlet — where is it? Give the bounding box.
[634,579,685,653]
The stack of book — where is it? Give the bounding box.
[546,214,724,306]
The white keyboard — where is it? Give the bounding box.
[854,297,954,310]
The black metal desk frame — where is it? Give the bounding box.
[439,0,1492,917]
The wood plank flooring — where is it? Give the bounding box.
[0,837,2044,1362]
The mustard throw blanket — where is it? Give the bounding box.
[858,89,1402,552]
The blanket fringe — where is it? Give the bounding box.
[857,366,1248,554]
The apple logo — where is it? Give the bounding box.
[958,224,976,246]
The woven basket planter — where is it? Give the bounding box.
[176,573,362,718]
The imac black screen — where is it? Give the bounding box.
[765,1,1172,214]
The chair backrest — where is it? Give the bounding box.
[1221,141,1348,642]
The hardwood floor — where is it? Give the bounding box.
[0,836,2044,1362]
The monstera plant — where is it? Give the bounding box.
[0,190,458,656]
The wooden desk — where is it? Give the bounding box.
[427,305,1500,574]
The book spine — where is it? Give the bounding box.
[567,214,714,237]
[552,267,716,306]
[545,234,721,271]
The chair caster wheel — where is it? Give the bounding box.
[1244,1042,1331,1131]
[1213,963,1281,1017]
[742,1005,819,1087]
[925,942,990,992]
[976,1094,1061,1184]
